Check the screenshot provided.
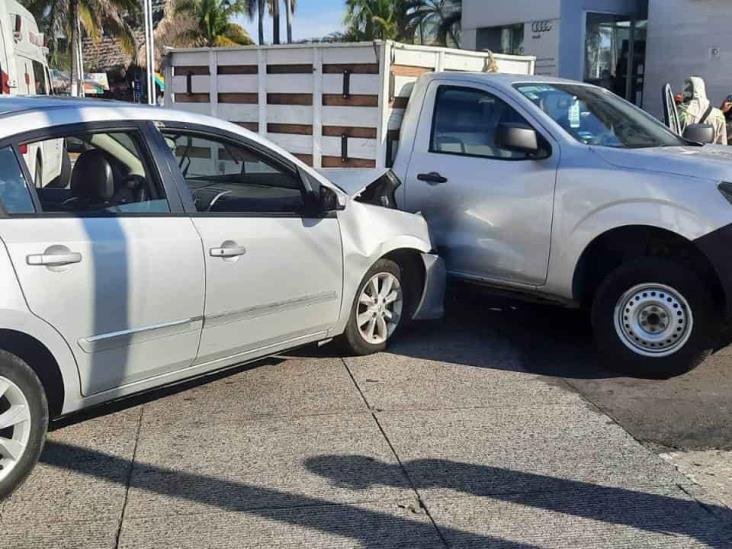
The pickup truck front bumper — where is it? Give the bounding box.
[412,253,446,320]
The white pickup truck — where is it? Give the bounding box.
[328,72,732,378]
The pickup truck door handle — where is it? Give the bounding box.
[417,172,448,185]
[210,245,247,258]
[26,251,82,266]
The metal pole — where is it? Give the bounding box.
[144,0,156,105]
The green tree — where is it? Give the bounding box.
[344,0,401,41]
[405,0,462,47]
[22,0,139,95]
[174,0,254,47]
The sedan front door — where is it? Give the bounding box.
[158,126,343,366]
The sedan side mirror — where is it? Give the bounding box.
[496,123,540,155]
[683,123,715,144]
[319,185,346,212]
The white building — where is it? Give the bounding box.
[462,0,732,118]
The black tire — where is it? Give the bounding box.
[0,351,48,500]
[591,257,717,378]
[340,259,407,355]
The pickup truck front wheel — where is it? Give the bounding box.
[592,258,717,378]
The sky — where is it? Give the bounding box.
[235,0,347,43]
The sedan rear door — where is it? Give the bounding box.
[0,122,205,396]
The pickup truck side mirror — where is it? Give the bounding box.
[496,123,540,155]
[683,123,715,144]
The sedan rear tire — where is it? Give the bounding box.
[341,259,406,355]
[0,351,48,500]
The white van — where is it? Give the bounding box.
[0,0,65,186]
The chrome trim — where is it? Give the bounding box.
[78,316,204,353]
[204,291,339,328]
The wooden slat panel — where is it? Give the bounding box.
[267,123,313,135]
[386,129,401,140]
[218,65,258,75]
[390,96,409,109]
[391,65,433,77]
[219,93,258,104]
[175,93,210,103]
[293,153,313,166]
[323,94,378,107]
[174,65,210,76]
[175,145,210,159]
[322,156,376,168]
[267,64,313,74]
[268,93,313,106]
[234,122,259,132]
[322,126,377,139]
[322,63,379,74]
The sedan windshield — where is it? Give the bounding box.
[514,83,686,148]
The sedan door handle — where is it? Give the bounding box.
[26,251,82,266]
[209,245,247,258]
[417,172,448,185]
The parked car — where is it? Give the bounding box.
[0,0,66,187]
[327,73,732,379]
[0,97,445,499]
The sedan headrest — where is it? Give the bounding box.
[71,149,114,202]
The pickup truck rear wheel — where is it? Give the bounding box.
[341,259,405,355]
[0,351,48,500]
[592,258,716,378]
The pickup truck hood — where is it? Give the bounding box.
[592,145,732,182]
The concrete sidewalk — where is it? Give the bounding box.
[1,348,730,548]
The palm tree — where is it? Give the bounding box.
[344,0,400,41]
[405,0,462,47]
[270,0,280,44]
[284,0,296,44]
[174,0,254,47]
[22,0,139,96]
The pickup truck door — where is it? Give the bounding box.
[402,82,559,287]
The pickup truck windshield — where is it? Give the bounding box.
[514,83,685,148]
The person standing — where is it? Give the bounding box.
[679,77,728,145]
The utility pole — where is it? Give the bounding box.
[143,0,156,105]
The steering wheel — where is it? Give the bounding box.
[207,190,232,212]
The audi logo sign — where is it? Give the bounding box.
[531,20,553,33]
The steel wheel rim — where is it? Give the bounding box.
[613,283,693,357]
[357,272,403,345]
[0,376,32,482]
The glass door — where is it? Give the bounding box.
[584,13,647,105]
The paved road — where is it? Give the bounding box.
[1,287,730,547]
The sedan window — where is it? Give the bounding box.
[162,131,305,214]
[0,147,35,214]
[20,130,169,214]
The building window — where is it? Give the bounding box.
[476,23,524,55]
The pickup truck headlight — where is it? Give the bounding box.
[719,182,732,205]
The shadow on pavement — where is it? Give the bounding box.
[305,454,732,547]
[40,441,523,548]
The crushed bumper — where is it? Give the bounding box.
[412,253,446,320]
